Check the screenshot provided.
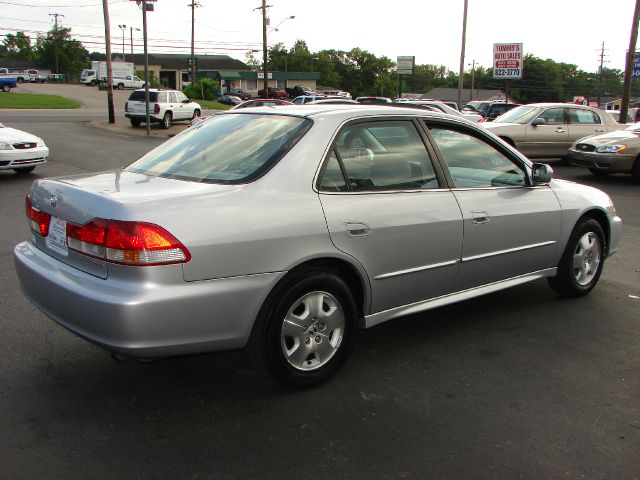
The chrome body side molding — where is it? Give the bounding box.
[363,268,557,329]
[461,241,557,263]
[374,259,460,280]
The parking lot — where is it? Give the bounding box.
[0,115,639,479]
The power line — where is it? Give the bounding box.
[0,0,127,7]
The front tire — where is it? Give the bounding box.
[632,158,640,184]
[589,168,609,177]
[548,218,606,297]
[247,268,357,388]
[161,112,172,129]
[117,83,124,90]
[1,85,9,92]
[192,109,201,120]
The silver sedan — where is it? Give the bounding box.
[14,105,622,387]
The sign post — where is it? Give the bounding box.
[396,56,414,98]
[493,43,523,79]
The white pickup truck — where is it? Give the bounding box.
[112,75,146,89]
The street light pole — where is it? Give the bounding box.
[129,27,140,56]
[118,24,126,61]
[457,0,469,108]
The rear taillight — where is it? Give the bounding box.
[154,103,160,114]
[25,196,51,237]
[477,118,484,123]
[67,219,190,266]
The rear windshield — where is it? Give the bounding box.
[128,91,158,102]
[126,113,312,184]
[494,105,540,124]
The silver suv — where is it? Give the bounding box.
[125,89,201,128]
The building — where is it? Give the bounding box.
[419,87,519,104]
[119,53,320,94]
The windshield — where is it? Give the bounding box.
[494,105,541,124]
[464,101,490,113]
[127,113,312,184]
[128,91,158,102]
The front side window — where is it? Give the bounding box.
[176,92,189,103]
[127,114,312,184]
[430,127,526,188]
[319,121,438,192]
[568,108,601,124]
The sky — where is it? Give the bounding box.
[1,0,637,74]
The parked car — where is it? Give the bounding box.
[217,95,243,106]
[0,77,17,92]
[416,97,460,111]
[399,100,484,123]
[461,100,492,114]
[113,75,146,90]
[604,110,633,124]
[226,89,252,100]
[0,122,48,174]
[257,87,289,99]
[124,89,201,129]
[231,98,292,109]
[482,102,521,121]
[307,98,357,105]
[47,74,64,83]
[286,85,317,98]
[355,96,392,104]
[292,95,331,105]
[482,103,624,158]
[321,89,351,99]
[14,105,622,387]
[569,123,640,181]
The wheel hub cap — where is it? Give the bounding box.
[572,232,601,286]
[280,291,345,371]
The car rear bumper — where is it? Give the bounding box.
[125,113,160,122]
[569,149,635,173]
[14,241,284,358]
[0,147,48,169]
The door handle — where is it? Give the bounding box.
[595,129,605,133]
[555,128,566,133]
[471,211,490,224]
[343,222,370,237]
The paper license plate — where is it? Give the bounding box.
[46,216,68,256]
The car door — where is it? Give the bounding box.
[426,121,562,291]
[318,119,464,314]
[176,91,192,119]
[522,107,569,157]
[167,92,181,119]
[567,107,606,142]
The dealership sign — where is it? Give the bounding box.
[397,56,415,75]
[493,43,523,79]
[633,52,640,79]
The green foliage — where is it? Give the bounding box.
[0,93,81,109]
[35,27,89,79]
[183,78,220,101]
[135,69,160,88]
[0,31,35,60]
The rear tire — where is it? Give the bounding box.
[632,158,640,184]
[129,118,141,127]
[14,167,35,174]
[548,218,606,297]
[247,268,357,388]
[161,112,172,129]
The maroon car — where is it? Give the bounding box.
[257,87,289,99]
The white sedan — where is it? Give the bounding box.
[0,123,48,174]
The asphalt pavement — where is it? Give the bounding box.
[0,118,638,480]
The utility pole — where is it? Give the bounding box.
[188,1,201,83]
[619,0,640,123]
[469,59,475,102]
[49,13,64,74]
[101,0,115,124]
[141,0,150,135]
[129,26,140,56]
[255,1,271,99]
[456,0,468,107]
[597,42,606,108]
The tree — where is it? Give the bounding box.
[0,31,35,60]
[35,27,89,78]
[244,50,261,71]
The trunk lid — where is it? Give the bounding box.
[28,170,232,278]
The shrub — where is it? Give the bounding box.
[135,70,160,88]
[183,78,220,101]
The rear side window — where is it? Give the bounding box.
[128,91,158,102]
[568,109,601,124]
[127,114,312,184]
[319,121,438,192]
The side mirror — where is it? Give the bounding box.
[531,117,547,127]
[531,163,553,184]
